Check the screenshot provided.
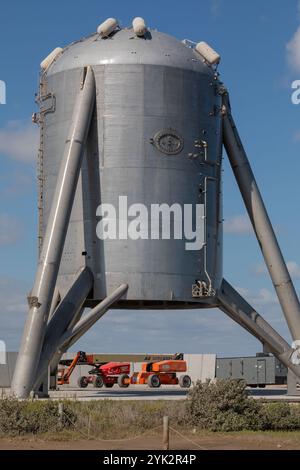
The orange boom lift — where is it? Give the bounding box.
[130,354,191,388]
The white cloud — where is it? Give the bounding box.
[0,214,23,246]
[210,0,222,17]
[252,288,278,306]
[253,264,267,275]
[236,286,278,306]
[75,307,260,356]
[0,121,38,163]
[0,278,288,356]
[287,261,300,279]
[286,2,300,72]
[254,261,300,279]
[293,130,300,142]
[0,290,261,356]
[0,276,29,349]
[294,129,300,142]
[224,214,252,234]
[287,27,300,72]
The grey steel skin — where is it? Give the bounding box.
[41,30,223,307]
[48,287,60,321]
[11,24,300,398]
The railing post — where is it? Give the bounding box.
[163,416,169,450]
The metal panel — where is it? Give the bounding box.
[48,30,212,75]
[0,353,10,388]
[257,359,266,384]
[216,358,232,380]
[0,352,17,388]
[243,358,258,384]
[216,355,286,385]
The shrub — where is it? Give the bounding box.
[186,379,265,431]
[2,389,300,437]
[0,398,76,435]
[263,402,300,431]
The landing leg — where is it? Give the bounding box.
[218,279,300,380]
[11,68,95,398]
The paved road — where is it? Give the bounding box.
[45,384,300,401]
[49,385,188,400]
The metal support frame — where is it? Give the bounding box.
[57,283,129,351]
[218,86,300,380]
[33,267,94,390]
[47,283,129,381]
[221,90,300,343]
[48,287,61,321]
[218,280,300,378]
[11,67,96,398]
[12,67,300,397]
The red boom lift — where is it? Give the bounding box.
[57,351,130,388]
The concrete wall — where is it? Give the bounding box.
[0,352,17,388]
[185,354,216,384]
[0,352,216,388]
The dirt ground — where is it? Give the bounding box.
[1,432,300,450]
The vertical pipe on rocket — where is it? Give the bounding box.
[11,67,96,398]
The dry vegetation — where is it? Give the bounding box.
[1,380,300,439]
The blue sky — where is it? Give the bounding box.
[0,0,300,356]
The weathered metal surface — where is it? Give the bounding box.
[42,29,223,307]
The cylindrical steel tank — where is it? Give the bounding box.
[39,29,223,308]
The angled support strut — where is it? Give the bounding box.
[218,279,300,379]
[47,283,129,383]
[11,67,96,398]
[221,88,300,362]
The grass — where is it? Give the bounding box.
[2,380,300,439]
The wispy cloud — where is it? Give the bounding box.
[253,260,300,279]
[0,276,29,349]
[287,261,300,278]
[286,1,300,72]
[76,307,255,356]
[236,286,278,306]
[224,214,252,234]
[210,0,222,17]
[0,172,34,197]
[287,27,300,72]
[0,214,23,246]
[0,121,38,164]
[0,278,287,355]
[293,129,300,141]
[235,284,291,339]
